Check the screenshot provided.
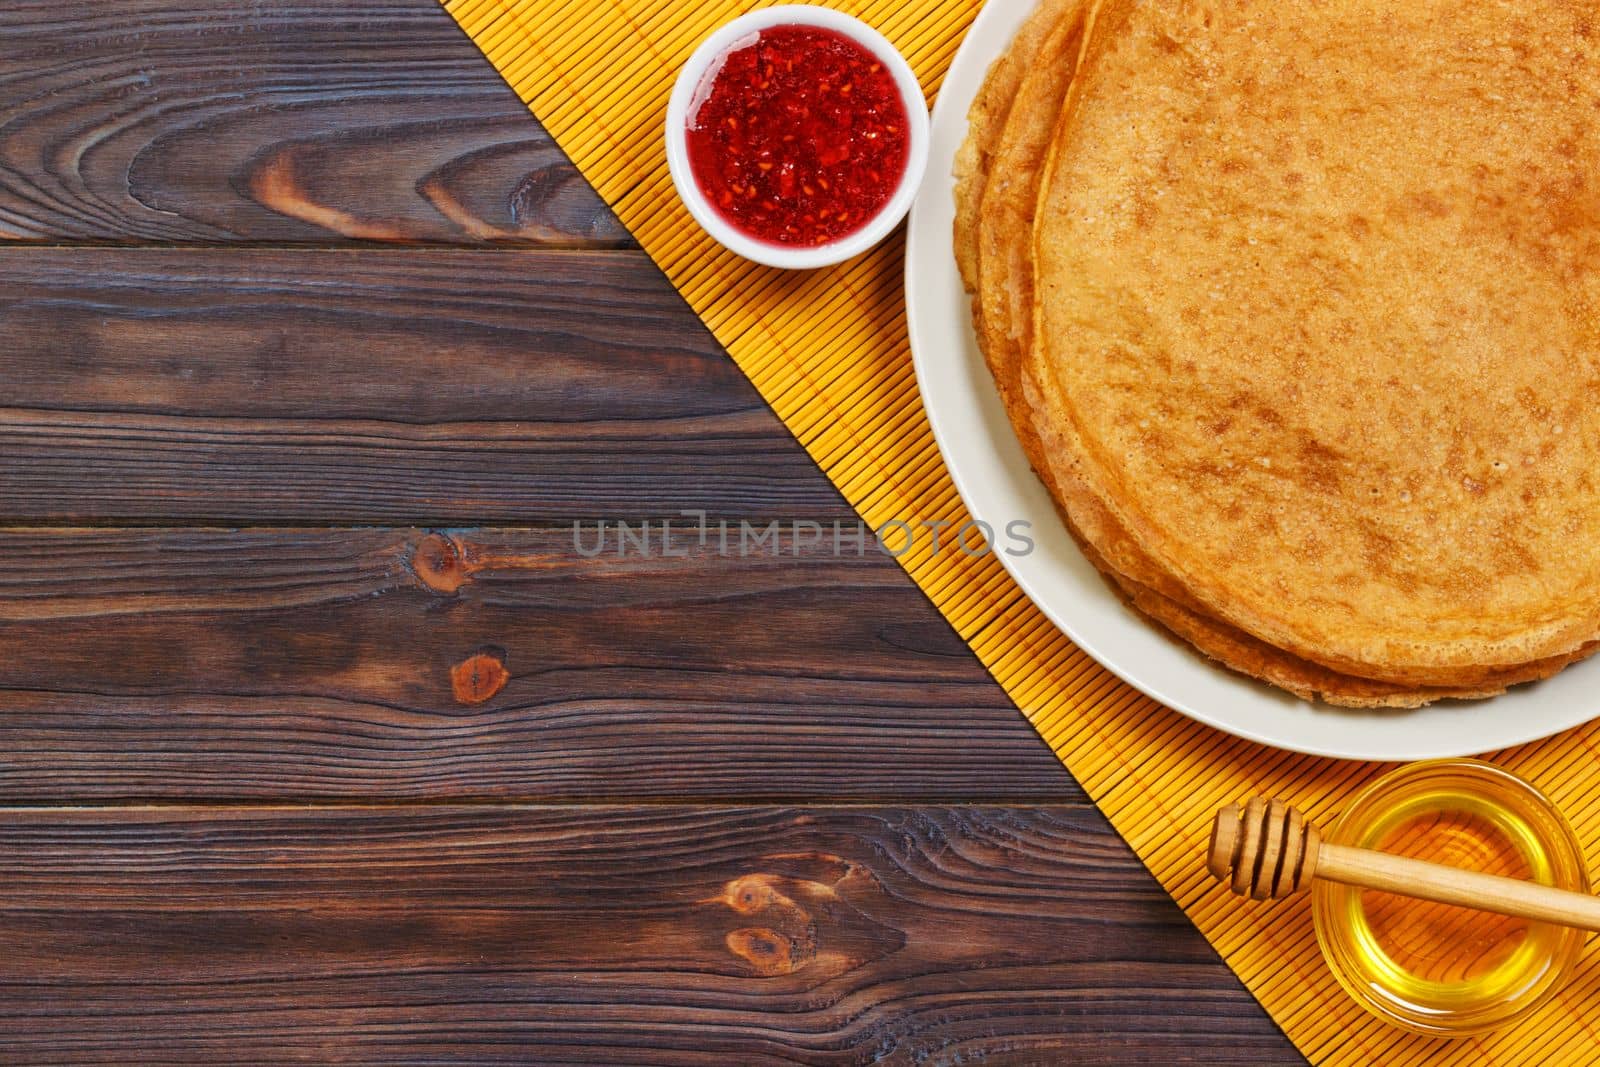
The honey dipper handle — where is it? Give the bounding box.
[1316,842,1600,933]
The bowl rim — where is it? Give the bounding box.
[664,4,930,270]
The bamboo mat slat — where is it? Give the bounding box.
[440,1,1600,1061]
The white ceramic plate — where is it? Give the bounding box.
[902,1,1600,760]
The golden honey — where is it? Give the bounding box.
[1314,760,1588,1036]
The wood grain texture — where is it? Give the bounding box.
[0,0,628,245]
[0,248,853,523]
[0,2,1305,1058]
[0,527,1077,802]
[0,805,1296,1064]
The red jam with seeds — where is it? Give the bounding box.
[686,24,910,247]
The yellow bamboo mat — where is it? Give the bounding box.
[443,1,1600,1061]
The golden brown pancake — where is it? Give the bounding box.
[956,0,1600,704]
[953,0,1081,301]
[956,0,1492,706]
[1029,0,1600,688]
[956,0,1461,705]
[971,1,1089,466]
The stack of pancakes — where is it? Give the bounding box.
[955,0,1600,707]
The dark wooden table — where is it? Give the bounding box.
[0,3,1303,1062]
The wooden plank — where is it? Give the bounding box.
[0,527,1078,802]
[0,804,1300,1064]
[0,0,627,246]
[0,248,853,523]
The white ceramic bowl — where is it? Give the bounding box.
[665,5,930,270]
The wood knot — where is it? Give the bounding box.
[706,864,902,980]
[720,874,781,916]
[725,927,808,976]
[451,649,509,705]
[413,533,468,595]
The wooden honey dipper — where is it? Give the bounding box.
[1208,798,1600,932]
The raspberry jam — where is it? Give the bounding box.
[685,24,910,248]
